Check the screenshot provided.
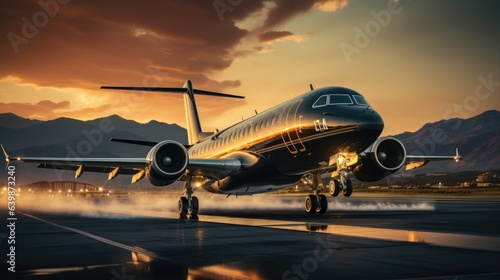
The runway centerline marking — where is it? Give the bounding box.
[18,211,176,263]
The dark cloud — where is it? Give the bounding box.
[258,30,294,43]
[0,0,348,91]
[0,0,266,91]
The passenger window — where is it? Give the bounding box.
[312,95,328,108]
[329,94,353,105]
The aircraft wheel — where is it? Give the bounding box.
[178,197,188,219]
[188,196,199,215]
[343,180,353,197]
[329,179,341,197]
[305,194,318,214]
[317,194,328,214]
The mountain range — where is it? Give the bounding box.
[0,110,498,186]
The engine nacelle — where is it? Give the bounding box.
[145,140,188,186]
[352,137,406,182]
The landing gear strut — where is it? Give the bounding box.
[302,172,328,214]
[329,154,353,197]
[178,176,199,220]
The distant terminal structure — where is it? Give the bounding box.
[474,172,499,187]
[460,172,499,187]
[11,181,106,196]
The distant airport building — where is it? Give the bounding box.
[473,172,498,187]
[20,181,102,194]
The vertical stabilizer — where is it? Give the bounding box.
[183,80,206,145]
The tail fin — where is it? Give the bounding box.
[101,80,244,145]
[183,80,212,144]
[454,148,462,162]
[1,144,12,168]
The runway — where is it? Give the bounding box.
[1,194,500,279]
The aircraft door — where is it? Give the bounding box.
[281,100,306,154]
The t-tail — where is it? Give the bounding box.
[101,80,244,145]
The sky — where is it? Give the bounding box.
[1,0,499,136]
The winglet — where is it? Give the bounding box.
[1,144,11,167]
[454,148,462,163]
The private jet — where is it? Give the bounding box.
[2,80,461,218]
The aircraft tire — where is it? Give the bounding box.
[305,194,318,214]
[189,196,199,215]
[317,194,328,214]
[343,180,353,197]
[329,179,341,197]
[178,197,188,219]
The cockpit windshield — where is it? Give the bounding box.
[312,93,369,108]
[352,95,368,106]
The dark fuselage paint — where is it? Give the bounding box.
[188,87,384,194]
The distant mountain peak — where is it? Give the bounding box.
[0,112,43,129]
[395,109,500,172]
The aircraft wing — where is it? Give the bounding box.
[404,148,461,170]
[1,145,242,183]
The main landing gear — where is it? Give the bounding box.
[302,172,328,214]
[178,176,199,220]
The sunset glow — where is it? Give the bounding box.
[1,0,499,136]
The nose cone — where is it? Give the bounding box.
[341,106,384,142]
[361,107,384,133]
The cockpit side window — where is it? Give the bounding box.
[312,95,328,108]
[329,94,353,105]
[353,95,369,106]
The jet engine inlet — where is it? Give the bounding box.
[353,137,406,182]
[146,140,189,186]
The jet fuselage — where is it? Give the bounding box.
[188,87,384,194]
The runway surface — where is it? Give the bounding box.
[1,194,500,279]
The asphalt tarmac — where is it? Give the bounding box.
[1,194,499,280]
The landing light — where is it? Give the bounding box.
[338,155,345,165]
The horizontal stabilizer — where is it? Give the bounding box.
[110,138,158,147]
[110,138,191,149]
[100,86,245,99]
